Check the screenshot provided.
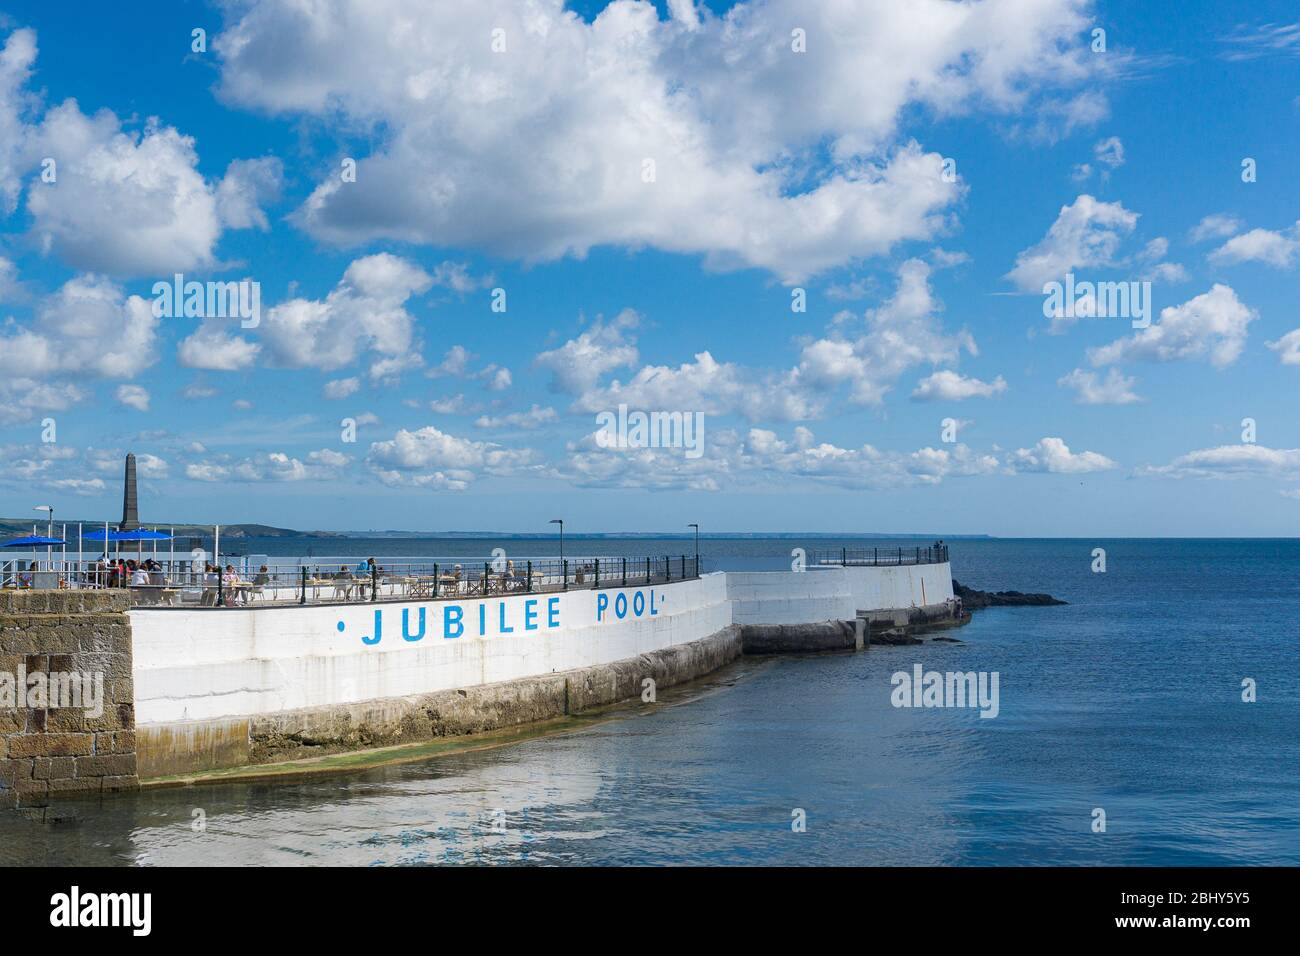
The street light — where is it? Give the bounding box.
[34,505,53,570]
[549,519,564,563]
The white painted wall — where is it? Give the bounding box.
[132,563,953,725]
[727,563,953,625]
[133,574,731,724]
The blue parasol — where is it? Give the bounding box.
[84,529,172,542]
[2,535,66,547]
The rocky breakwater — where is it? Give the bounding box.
[953,580,1067,610]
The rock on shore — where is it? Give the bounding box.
[953,579,1066,609]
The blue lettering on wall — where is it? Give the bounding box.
[361,609,382,645]
[445,605,464,639]
[633,591,645,616]
[596,593,609,621]
[352,596,578,645]
[615,593,627,619]
[402,607,426,642]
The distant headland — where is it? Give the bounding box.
[0,518,992,541]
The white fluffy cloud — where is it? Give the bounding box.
[474,405,558,430]
[911,370,1007,401]
[324,377,361,399]
[1006,194,1138,292]
[1088,284,1256,368]
[1007,436,1116,473]
[1189,213,1241,243]
[0,28,278,276]
[184,450,349,483]
[0,274,158,421]
[115,384,150,412]
[1266,329,1300,365]
[1141,444,1300,479]
[259,254,431,372]
[0,274,158,378]
[366,425,536,488]
[574,350,816,423]
[535,310,640,394]
[212,0,1103,280]
[1208,222,1300,269]
[562,424,1001,492]
[798,258,977,406]
[0,28,36,216]
[1057,367,1142,404]
[177,320,262,372]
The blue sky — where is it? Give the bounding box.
[0,0,1298,536]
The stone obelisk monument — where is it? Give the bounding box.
[119,452,140,554]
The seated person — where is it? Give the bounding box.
[253,565,271,586]
[131,564,150,587]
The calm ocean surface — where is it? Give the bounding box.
[3,537,1297,866]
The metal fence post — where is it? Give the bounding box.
[217,570,225,608]
[594,558,600,588]
[484,561,490,595]
[300,566,307,605]
[371,564,378,602]
[526,560,531,593]
[433,562,439,599]
[622,557,627,587]
[562,559,568,591]
[645,556,650,583]
[842,547,847,566]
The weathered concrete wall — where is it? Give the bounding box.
[0,591,138,808]
[131,574,732,725]
[138,626,742,772]
[125,564,956,780]
[727,563,953,625]
[740,620,863,655]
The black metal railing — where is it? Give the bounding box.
[68,554,707,609]
[811,545,949,567]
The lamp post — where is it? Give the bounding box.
[549,519,564,563]
[34,505,53,570]
[687,523,699,565]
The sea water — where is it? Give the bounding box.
[2,538,1297,866]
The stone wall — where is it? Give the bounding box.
[139,626,743,775]
[0,591,138,808]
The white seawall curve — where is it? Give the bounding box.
[132,564,952,726]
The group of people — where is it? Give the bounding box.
[198,562,272,605]
[89,557,166,588]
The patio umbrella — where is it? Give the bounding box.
[2,535,66,579]
[83,529,172,541]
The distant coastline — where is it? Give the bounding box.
[0,519,991,541]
